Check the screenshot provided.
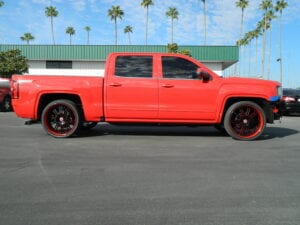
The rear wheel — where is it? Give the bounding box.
[41,100,81,138]
[224,101,266,141]
[1,96,12,112]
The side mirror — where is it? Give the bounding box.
[196,68,211,81]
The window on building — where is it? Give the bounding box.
[162,56,199,79]
[115,56,153,78]
[46,61,72,69]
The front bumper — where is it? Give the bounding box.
[265,100,282,123]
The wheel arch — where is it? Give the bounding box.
[220,97,273,124]
[37,93,83,120]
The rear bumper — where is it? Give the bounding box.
[12,99,36,119]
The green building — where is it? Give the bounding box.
[0,45,238,76]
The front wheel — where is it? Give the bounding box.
[41,100,81,138]
[224,101,266,141]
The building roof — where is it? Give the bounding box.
[0,44,238,69]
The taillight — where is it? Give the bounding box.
[10,80,19,99]
[282,96,295,102]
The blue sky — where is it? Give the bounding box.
[0,0,299,88]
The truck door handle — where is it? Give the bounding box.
[109,82,122,87]
[161,84,174,88]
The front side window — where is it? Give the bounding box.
[162,56,198,79]
[115,56,153,78]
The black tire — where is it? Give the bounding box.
[1,96,12,112]
[224,101,266,141]
[41,100,81,138]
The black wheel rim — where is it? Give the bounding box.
[230,104,264,139]
[44,103,77,137]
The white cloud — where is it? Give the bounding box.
[31,0,62,5]
[70,0,86,11]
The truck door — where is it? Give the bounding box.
[158,56,218,121]
[105,55,158,120]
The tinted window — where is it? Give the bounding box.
[115,56,153,78]
[162,56,198,79]
[46,61,72,69]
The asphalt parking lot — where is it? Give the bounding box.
[0,112,300,225]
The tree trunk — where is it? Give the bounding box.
[115,19,117,45]
[171,19,174,43]
[51,17,55,45]
[146,7,149,45]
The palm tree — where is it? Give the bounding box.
[245,31,255,76]
[236,37,248,76]
[0,1,4,8]
[124,25,133,45]
[66,27,75,45]
[235,0,249,76]
[84,26,91,45]
[242,36,249,76]
[167,43,178,53]
[201,0,207,45]
[20,33,35,45]
[253,27,262,76]
[108,5,124,45]
[259,0,273,79]
[266,9,276,80]
[275,0,288,84]
[45,6,59,45]
[235,0,249,38]
[141,0,154,45]
[166,7,179,44]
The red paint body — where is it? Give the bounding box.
[11,53,281,125]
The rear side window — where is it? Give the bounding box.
[115,56,153,78]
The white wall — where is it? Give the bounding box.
[204,62,223,76]
[26,60,223,77]
[27,60,105,76]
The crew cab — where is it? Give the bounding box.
[11,52,282,140]
[0,78,12,112]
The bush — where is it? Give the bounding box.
[0,49,28,78]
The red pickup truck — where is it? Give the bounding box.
[11,52,282,140]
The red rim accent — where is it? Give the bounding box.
[43,103,77,137]
[229,104,264,139]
